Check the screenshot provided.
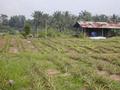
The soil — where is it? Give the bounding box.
[96,70,109,76]
[26,40,38,52]
[9,47,18,53]
[110,74,120,81]
[96,70,120,82]
[0,39,6,48]
[46,69,60,76]
[9,39,19,54]
[60,73,71,77]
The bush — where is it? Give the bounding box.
[21,24,31,38]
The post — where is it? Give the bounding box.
[102,29,104,37]
[82,28,84,35]
[83,28,86,38]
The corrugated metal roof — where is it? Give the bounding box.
[78,21,120,29]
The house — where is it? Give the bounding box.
[74,21,120,37]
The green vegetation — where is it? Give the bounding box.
[0,11,120,37]
[38,28,61,38]
[21,24,31,38]
[0,35,120,90]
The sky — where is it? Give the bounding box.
[0,0,120,18]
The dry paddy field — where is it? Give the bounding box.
[0,35,120,90]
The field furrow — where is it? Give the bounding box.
[0,36,120,90]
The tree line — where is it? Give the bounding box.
[0,10,120,37]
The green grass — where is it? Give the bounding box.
[0,35,120,90]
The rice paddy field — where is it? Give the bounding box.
[0,35,120,90]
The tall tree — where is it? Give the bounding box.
[0,14,8,26]
[111,14,118,23]
[9,15,26,29]
[52,11,65,32]
[32,11,49,35]
[93,14,108,22]
[78,10,92,21]
[32,11,43,30]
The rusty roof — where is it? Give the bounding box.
[78,21,120,29]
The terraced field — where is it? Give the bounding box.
[0,35,120,90]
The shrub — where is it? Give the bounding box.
[21,24,31,38]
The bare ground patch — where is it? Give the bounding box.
[110,74,120,81]
[0,38,6,49]
[96,70,120,82]
[23,39,38,52]
[96,70,109,76]
[9,39,19,54]
[59,73,71,77]
[9,47,19,54]
[46,69,60,76]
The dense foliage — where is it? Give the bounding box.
[0,10,120,36]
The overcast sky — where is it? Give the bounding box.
[0,0,120,18]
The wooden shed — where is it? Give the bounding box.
[74,21,120,37]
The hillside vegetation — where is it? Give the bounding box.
[0,35,120,90]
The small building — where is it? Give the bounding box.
[74,21,120,37]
